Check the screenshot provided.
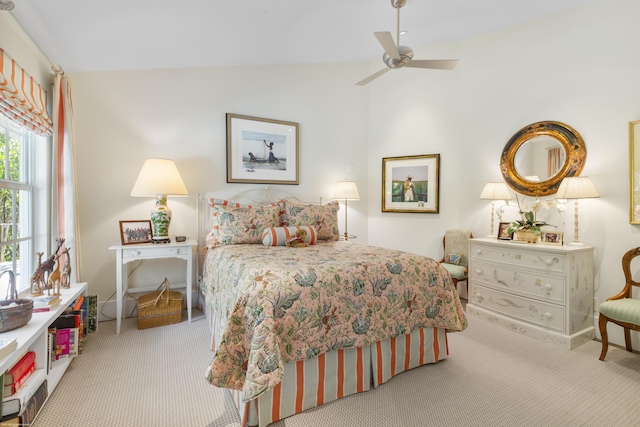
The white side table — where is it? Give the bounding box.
[109,238,197,334]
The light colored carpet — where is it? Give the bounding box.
[33,309,640,427]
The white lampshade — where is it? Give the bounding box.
[556,176,599,245]
[333,180,360,200]
[479,182,512,201]
[556,176,600,199]
[131,159,188,197]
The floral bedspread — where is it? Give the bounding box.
[203,241,467,400]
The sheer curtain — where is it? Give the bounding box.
[52,72,80,282]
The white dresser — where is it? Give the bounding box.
[466,237,594,349]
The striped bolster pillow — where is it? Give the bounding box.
[261,226,317,246]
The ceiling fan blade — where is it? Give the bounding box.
[355,68,391,86]
[406,60,459,70]
[374,32,400,60]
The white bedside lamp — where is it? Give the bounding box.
[131,159,188,242]
[480,182,512,237]
[556,176,600,245]
[333,180,360,240]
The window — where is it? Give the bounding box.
[0,115,40,296]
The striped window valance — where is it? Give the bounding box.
[0,48,53,136]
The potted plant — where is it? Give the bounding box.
[507,195,555,243]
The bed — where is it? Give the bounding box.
[199,188,467,427]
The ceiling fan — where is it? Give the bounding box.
[356,0,459,86]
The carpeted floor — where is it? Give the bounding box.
[33,309,640,427]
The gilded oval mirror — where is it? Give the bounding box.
[500,121,586,197]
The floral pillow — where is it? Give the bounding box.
[207,198,285,247]
[283,201,340,241]
[215,204,281,245]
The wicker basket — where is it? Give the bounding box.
[137,278,183,330]
[0,270,33,333]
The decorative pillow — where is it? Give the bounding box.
[207,198,284,246]
[283,201,340,241]
[261,226,317,246]
[444,253,462,265]
[215,204,281,245]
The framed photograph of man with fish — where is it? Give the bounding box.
[382,154,440,213]
[226,113,299,184]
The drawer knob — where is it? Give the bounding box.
[476,249,482,255]
[474,269,483,275]
[544,312,552,319]
[544,284,552,290]
[544,259,553,266]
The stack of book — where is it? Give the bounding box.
[0,349,49,425]
[32,295,60,313]
[0,339,17,361]
[3,351,36,398]
[0,370,47,425]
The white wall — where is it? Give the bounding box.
[367,0,640,347]
[68,64,370,318]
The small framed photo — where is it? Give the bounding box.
[497,222,513,240]
[382,154,440,213]
[119,220,153,245]
[539,231,563,246]
[226,113,299,185]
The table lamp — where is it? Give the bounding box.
[333,180,360,240]
[555,176,600,245]
[130,159,188,243]
[480,182,512,237]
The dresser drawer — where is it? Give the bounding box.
[469,283,565,332]
[469,242,566,274]
[469,260,565,304]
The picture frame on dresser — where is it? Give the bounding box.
[539,231,563,246]
[118,220,153,245]
[226,113,299,185]
[382,154,440,213]
[497,222,513,240]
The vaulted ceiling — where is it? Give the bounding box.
[9,0,595,72]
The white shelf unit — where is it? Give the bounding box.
[0,282,87,402]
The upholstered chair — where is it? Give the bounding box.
[598,247,640,361]
[439,229,473,297]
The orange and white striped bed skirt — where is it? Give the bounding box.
[204,304,449,427]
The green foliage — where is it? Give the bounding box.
[0,132,21,262]
[507,195,552,236]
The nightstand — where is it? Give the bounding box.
[109,238,197,334]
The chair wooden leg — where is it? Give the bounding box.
[624,327,633,352]
[599,314,609,361]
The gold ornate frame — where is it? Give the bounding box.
[500,121,586,197]
[630,120,640,223]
